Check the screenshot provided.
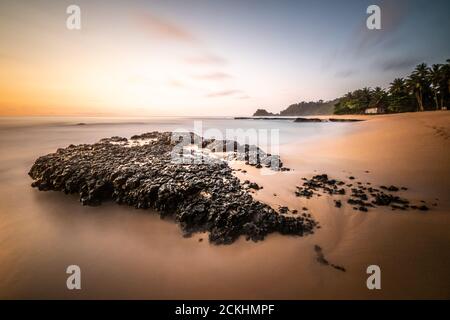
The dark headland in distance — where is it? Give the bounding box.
[234,117,365,122]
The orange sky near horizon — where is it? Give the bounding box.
[0,1,353,117]
[2,0,449,117]
[0,1,294,117]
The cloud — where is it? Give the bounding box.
[325,0,412,73]
[193,72,232,81]
[137,12,197,43]
[377,56,423,71]
[335,69,357,78]
[184,54,228,65]
[351,0,410,56]
[168,79,185,88]
[128,75,153,84]
[206,89,243,98]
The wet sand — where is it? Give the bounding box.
[0,112,449,299]
[233,111,450,299]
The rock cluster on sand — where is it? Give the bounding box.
[28,132,317,244]
[296,174,431,212]
[314,245,346,272]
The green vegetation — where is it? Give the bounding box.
[334,59,450,114]
[253,99,337,117]
[279,99,338,116]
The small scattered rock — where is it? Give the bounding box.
[248,182,261,190]
[279,206,289,214]
[314,245,346,272]
[296,173,432,214]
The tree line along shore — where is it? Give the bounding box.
[253,59,450,116]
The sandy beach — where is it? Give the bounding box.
[233,111,450,299]
[2,0,450,308]
[0,111,449,299]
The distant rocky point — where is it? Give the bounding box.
[252,99,339,117]
[253,109,275,116]
[235,117,365,122]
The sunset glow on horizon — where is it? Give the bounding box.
[1,0,449,116]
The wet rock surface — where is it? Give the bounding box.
[28,131,317,244]
[294,117,323,123]
[328,118,364,122]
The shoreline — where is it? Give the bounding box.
[0,111,449,299]
[235,116,365,122]
[233,111,450,298]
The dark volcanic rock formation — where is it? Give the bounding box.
[28,132,317,244]
[328,118,364,122]
[294,117,323,123]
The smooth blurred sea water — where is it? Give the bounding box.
[0,116,352,299]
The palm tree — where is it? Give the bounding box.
[415,63,430,78]
[388,78,406,112]
[443,59,450,109]
[429,64,442,110]
[389,78,406,94]
[407,63,429,111]
[371,86,386,103]
[406,74,422,111]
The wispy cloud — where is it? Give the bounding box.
[184,54,228,66]
[206,89,243,98]
[324,0,412,76]
[350,0,410,57]
[193,72,232,81]
[335,69,357,78]
[137,12,197,43]
[376,56,422,72]
[134,11,244,100]
[168,79,185,88]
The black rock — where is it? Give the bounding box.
[314,245,346,272]
[294,118,322,123]
[278,206,289,214]
[28,131,317,245]
[331,264,346,272]
[296,173,424,215]
[247,182,261,190]
[314,245,329,265]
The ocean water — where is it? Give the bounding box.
[1,116,449,299]
[0,116,352,147]
[0,116,377,299]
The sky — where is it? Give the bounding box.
[0,0,449,116]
